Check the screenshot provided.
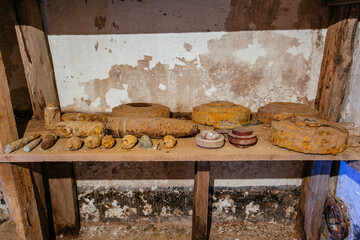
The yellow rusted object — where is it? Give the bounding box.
[112,103,170,118]
[258,102,318,124]
[192,101,250,126]
[271,116,349,155]
[62,112,110,123]
[56,121,105,138]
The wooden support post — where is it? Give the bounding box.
[315,4,360,122]
[0,49,48,239]
[13,0,59,120]
[43,163,80,236]
[296,161,333,240]
[192,161,210,240]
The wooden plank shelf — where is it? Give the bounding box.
[1,120,359,163]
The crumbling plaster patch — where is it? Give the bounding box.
[49,29,326,112]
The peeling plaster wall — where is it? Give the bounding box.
[41,0,329,113]
[341,24,360,125]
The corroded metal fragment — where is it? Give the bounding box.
[192,101,250,126]
[139,135,152,149]
[271,116,349,155]
[41,133,58,150]
[258,102,318,124]
[101,135,115,149]
[44,102,61,129]
[106,117,199,138]
[163,135,177,148]
[85,135,102,149]
[66,137,83,151]
[57,121,105,138]
[24,138,42,152]
[112,103,170,118]
[122,135,138,149]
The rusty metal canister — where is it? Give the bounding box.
[271,116,349,155]
[56,121,106,138]
[192,101,250,126]
[106,117,199,138]
[258,102,318,124]
[62,112,110,123]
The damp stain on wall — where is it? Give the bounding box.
[57,30,326,113]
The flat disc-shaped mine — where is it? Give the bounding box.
[196,134,225,149]
[271,116,349,155]
[231,126,253,136]
[258,102,318,124]
[112,103,170,118]
[192,101,250,126]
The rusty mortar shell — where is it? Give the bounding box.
[101,135,115,149]
[66,137,83,151]
[4,134,41,153]
[121,135,138,149]
[163,135,177,148]
[56,121,105,138]
[84,135,102,149]
[23,137,43,152]
[106,117,199,138]
[41,133,58,150]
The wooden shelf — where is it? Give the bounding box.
[1,120,359,162]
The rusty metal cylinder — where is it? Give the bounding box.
[56,121,106,138]
[84,135,102,149]
[61,112,110,123]
[66,137,83,151]
[106,117,199,138]
[101,135,115,149]
[41,133,58,150]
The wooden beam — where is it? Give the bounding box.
[315,4,360,122]
[296,161,333,240]
[327,0,360,6]
[43,163,80,236]
[192,161,210,240]
[14,0,59,120]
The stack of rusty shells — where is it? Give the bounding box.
[228,126,257,148]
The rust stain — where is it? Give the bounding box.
[94,42,99,51]
[94,16,106,30]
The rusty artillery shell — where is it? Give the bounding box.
[66,137,83,151]
[44,102,61,129]
[4,134,41,153]
[101,135,115,149]
[84,135,101,149]
[23,138,42,152]
[41,133,58,150]
[56,121,105,138]
[106,117,199,138]
[62,112,110,123]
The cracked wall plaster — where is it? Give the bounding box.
[42,0,328,113]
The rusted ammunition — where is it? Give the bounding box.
[44,102,61,129]
[84,135,101,149]
[56,121,105,138]
[41,133,58,150]
[101,135,115,149]
[23,138,42,152]
[163,135,176,148]
[62,112,110,123]
[66,137,83,151]
[121,135,138,149]
[106,117,199,138]
[4,134,41,153]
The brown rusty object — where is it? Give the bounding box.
[271,116,349,155]
[41,133,58,150]
[56,121,105,138]
[23,138,42,152]
[44,102,61,129]
[106,117,199,138]
[163,135,177,148]
[112,103,170,118]
[192,101,251,126]
[65,137,83,151]
[324,197,349,240]
[258,102,318,124]
[101,135,115,149]
[84,135,101,149]
[61,112,110,123]
[4,134,41,153]
[228,126,257,148]
[121,135,138,149]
